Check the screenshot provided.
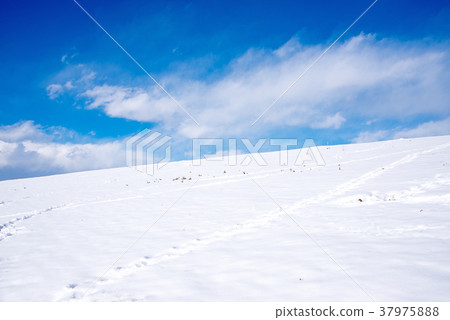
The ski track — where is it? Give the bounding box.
[58,142,450,301]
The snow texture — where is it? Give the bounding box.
[1,135,450,301]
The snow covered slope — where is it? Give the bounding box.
[1,136,450,301]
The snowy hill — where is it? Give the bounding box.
[1,135,450,301]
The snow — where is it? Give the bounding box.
[1,135,450,301]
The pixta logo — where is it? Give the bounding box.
[126,129,172,175]
[192,138,325,167]
[127,130,325,175]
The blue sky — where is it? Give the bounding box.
[0,0,449,180]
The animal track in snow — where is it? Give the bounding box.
[60,144,450,301]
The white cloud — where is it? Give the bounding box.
[352,117,450,143]
[46,82,76,100]
[0,121,125,180]
[82,85,179,123]
[46,64,96,100]
[352,130,390,143]
[0,121,48,142]
[311,112,346,129]
[393,117,450,139]
[46,84,64,100]
[56,34,449,141]
[61,50,78,64]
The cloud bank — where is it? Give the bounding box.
[353,117,450,143]
[48,34,449,140]
[0,121,124,180]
